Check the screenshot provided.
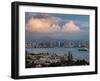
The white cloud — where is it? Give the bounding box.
[62,20,80,33]
[26,18,60,33]
[26,14,81,33]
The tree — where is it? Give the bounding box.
[67,51,73,65]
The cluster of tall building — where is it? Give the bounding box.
[25,40,89,48]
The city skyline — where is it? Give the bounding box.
[25,40,89,48]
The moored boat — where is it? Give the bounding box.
[78,48,88,51]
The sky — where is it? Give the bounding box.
[25,12,89,41]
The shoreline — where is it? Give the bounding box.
[25,51,89,68]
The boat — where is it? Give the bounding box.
[78,48,88,51]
